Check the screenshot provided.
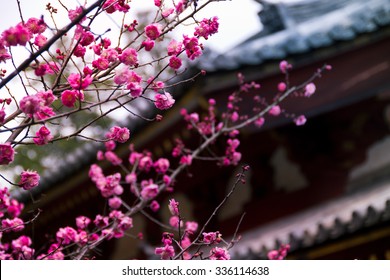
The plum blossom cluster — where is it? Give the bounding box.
[0,143,14,165]
[267,244,290,260]
[0,188,32,259]
[0,0,219,154]
[91,139,173,204]
[37,209,133,259]
[19,171,40,191]
[19,90,56,120]
[194,17,219,40]
[249,61,331,128]
[154,199,230,260]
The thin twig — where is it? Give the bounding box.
[173,166,248,259]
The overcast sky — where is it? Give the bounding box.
[0,0,262,53]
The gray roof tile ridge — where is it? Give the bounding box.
[229,180,390,256]
[200,0,390,72]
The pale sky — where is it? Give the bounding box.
[0,0,262,53]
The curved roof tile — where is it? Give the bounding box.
[199,0,390,72]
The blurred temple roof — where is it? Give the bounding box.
[197,0,390,71]
[231,180,390,259]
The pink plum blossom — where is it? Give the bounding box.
[61,89,81,107]
[0,44,11,62]
[254,117,265,127]
[114,67,131,85]
[100,173,123,198]
[194,17,219,39]
[182,35,202,60]
[154,92,175,110]
[119,48,138,66]
[150,200,160,212]
[209,247,230,260]
[94,214,109,228]
[167,39,183,56]
[12,236,32,250]
[162,8,174,18]
[294,115,307,126]
[103,0,130,14]
[105,151,122,165]
[231,111,239,122]
[76,216,91,229]
[101,48,118,62]
[0,143,15,165]
[19,95,43,117]
[34,34,47,47]
[73,45,86,57]
[268,244,290,260]
[155,244,175,260]
[279,60,291,74]
[140,183,158,200]
[278,82,287,92]
[185,221,198,234]
[37,90,56,106]
[139,156,153,172]
[2,23,32,46]
[108,196,122,209]
[106,126,130,143]
[304,83,316,97]
[169,56,182,70]
[168,199,179,216]
[1,217,24,232]
[79,31,94,47]
[125,172,137,184]
[145,23,162,40]
[154,158,170,173]
[68,73,93,90]
[68,6,86,22]
[19,170,40,190]
[142,39,154,51]
[56,226,79,245]
[203,231,221,244]
[169,215,181,228]
[105,140,116,151]
[7,199,24,218]
[128,82,143,97]
[92,57,109,70]
[33,126,53,145]
[39,244,64,260]
[179,155,192,166]
[175,0,185,13]
[25,17,46,34]
[269,105,281,116]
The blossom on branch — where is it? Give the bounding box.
[0,143,14,165]
[1,217,24,232]
[19,170,40,190]
[304,83,316,97]
[154,92,175,110]
[194,17,219,40]
[119,48,138,66]
[56,226,79,245]
[106,126,130,143]
[168,199,179,216]
[155,244,175,260]
[33,126,53,145]
[209,247,230,260]
[145,23,162,40]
